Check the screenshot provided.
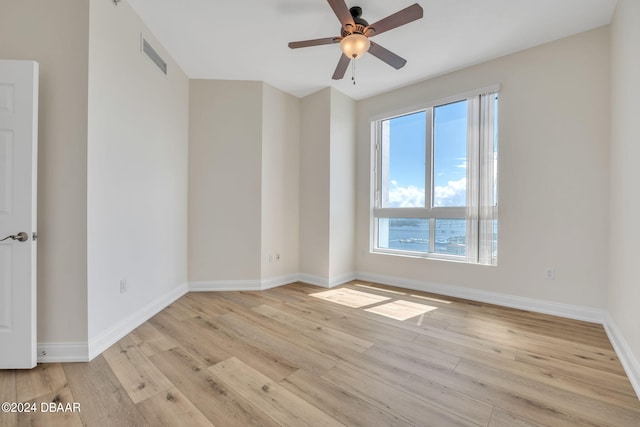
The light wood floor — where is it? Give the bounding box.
[1,281,639,426]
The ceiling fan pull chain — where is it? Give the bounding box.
[352,60,356,85]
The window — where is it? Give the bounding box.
[372,88,498,265]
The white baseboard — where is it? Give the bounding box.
[603,313,640,399]
[298,272,357,288]
[189,274,300,292]
[189,280,262,292]
[261,274,300,290]
[298,273,331,288]
[37,342,89,363]
[355,272,605,324]
[329,272,357,288]
[87,282,189,361]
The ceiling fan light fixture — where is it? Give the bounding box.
[288,1,423,79]
[340,33,370,59]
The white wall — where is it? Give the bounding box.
[299,89,332,279]
[188,80,263,282]
[329,90,356,280]
[261,84,300,281]
[0,0,89,345]
[298,88,356,285]
[356,27,611,309]
[189,80,301,287]
[609,0,640,382]
[87,0,189,352]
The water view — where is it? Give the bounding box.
[378,218,467,256]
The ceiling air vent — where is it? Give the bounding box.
[141,36,167,75]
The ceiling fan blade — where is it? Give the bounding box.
[368,41,407,69]
[288,37,341,49]
[326,0,355,29]
[332,54,351,80]
[366,3,423,37]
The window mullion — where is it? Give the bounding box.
[425,108,433,209]
[465,96,480,264]
[379,120,389,208]
[374,121,381,208]
[427,107,434,253]
[374,207,464,219]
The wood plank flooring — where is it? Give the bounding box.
[1,281,639,426]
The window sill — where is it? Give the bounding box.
[371,248,497,266]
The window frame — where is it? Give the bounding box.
[370,85,499,264]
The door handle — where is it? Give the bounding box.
[0,232,29,242]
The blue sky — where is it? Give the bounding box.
[387,100,468,207]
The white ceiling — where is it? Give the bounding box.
[127,0,617,100]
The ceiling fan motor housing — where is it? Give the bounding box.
[341,6,369,37]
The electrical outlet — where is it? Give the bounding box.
[120,279,128,294]
[544,268,555,280]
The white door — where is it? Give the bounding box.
[0,60,38,369]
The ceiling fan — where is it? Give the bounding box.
[288,0,423,80]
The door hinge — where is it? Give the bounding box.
[32,232,38,241]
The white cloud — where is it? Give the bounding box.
[434,178,466,207]
[388,184,424,207]
[387,178,467,208]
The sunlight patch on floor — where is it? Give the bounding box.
[365,300,438,321]
[310,288,391,308]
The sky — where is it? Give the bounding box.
[385,100,468,208]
